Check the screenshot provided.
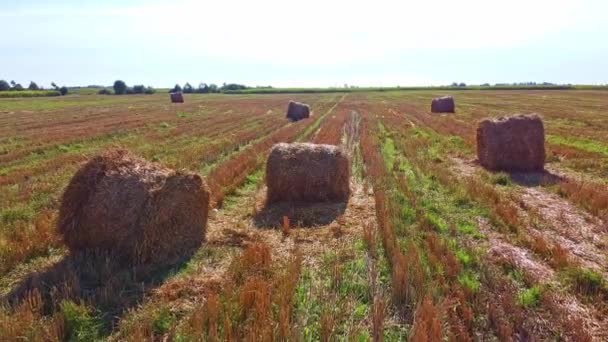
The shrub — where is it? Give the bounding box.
[59,86,68,96]
[98,88,112,95]
[144,86,155,94]
[113,80,127,95]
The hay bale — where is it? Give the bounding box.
[431,96,455,113]
[57,149,209,264]
[266,143,350,203]
[171,92,184,103]
[286,101,310,121]
[477,114,545,172]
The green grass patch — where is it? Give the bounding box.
[293,239,380,339]
[563,267,608,298]
[60,300,102,341]
[517,286,541,308]
[489,172,512,186]
[152,308,176,335]
[425,212,448,233]
[548,134,608,156]
[0,207,34,225]
[222,169,263,209]
[455,249,473,267]
[458,271,481,293]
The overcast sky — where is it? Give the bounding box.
[1,0,607,88]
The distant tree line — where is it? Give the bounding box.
[494,82,557,86]
[103,80,156,95]
[170,82,250,94]
[451,81,558,87]
[0,79,68,95]
[102,81,252,95]
[450,82,468,87]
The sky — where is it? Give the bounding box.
[1,0,607,88]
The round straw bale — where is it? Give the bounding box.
[171,92,184,103]
[57,149,209,264]
[431,96,455,113]
[476,114,545,172]
[286,101,311,121]
[266,143,350,203]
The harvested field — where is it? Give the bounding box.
[2,90,608,340]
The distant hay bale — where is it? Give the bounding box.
[171,92,184,103]
[476,114,545,172]
[57,149,209,265]
[286,101,310,121]
[266,143,350,203]
[431,96,455,113]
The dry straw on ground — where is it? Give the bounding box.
[265,143,350,204]
[57,148,209,264]
[431,96,455,113]
[477,114,545,172]
[286,101,310,121]
[171,92,184,103]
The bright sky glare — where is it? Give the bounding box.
[1,0,607,88]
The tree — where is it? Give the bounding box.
[59,86,68,96]
[28,81,39,90]
[197,83,209,93]
[113,80,127,95]
[458,82,466,87]
[144,86,155,94]
[13,83,23,91]
[221,83,247,91]
[0,80,9,91]
[170,84,182,93]
[10,80,16,87]
[183,82,193,93]
[51,82,59,90]
[208,84,218,93]
[132,85,146,94]
[98,88,112,95]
